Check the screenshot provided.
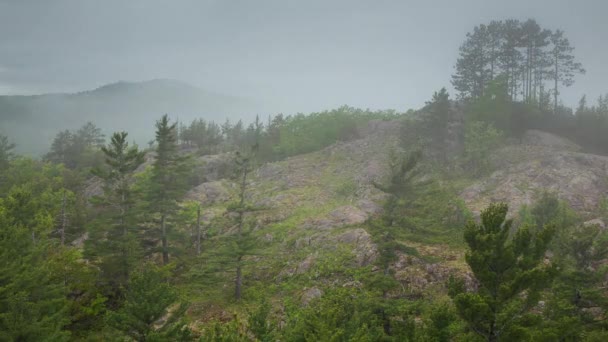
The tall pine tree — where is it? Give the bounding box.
[549,29,585,114]
[87,132,145,297]
[148,115,189,265]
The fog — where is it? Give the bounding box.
[1,0,607,113]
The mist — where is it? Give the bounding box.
[4,2,608,340]
[1,0,606,114]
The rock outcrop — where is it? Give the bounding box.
[462,130,608,215]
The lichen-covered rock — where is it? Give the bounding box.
[194,153,234,182]
[295,254,315,275]
[584,218,606,229]
[300,287,323,306]
[462,148,608,215]
[185,181,231,206]
[336,228,378,266]
[522,130,581,152]
[83,176,103,199]
[302,206,368,230]
[356,199,384,216]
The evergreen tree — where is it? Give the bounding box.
[373,149,423,228]
[87,132,145,297]
[540,223,608,340]
[549,29,585,113]
[498,19,523,100]
[106,265,187,341]
[231,148,257,301]
[421,88,450,162]
[449,203,555,341]
[75,122,105,148]
[148,115,189,265]
[0,195,71,341]
[452,25,492,99]
[45,122,105,169]
[46,130,76,167]
[0,134,15,171]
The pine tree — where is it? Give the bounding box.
[498,19,523,100]
[0,134,15,171]
[148,115,189,265]
[421,88,450,162]
[449,203,555,341]
[106,265,185,341]
[0,195,71,341]
[518,19,552,104]
[46,130,76,167]
[232,148,256,301]
[87,132,145,296]
[549,30,585,113]
[452,25,492,99]
[75,122,105,148]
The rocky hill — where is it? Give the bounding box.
[170,121,608,321]
[462,130,608,217]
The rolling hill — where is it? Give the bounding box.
[0,79,262,155]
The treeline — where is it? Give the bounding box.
[416,18,607,170]
[179,106,398,160]
[452,19,584,112]
[38,106,398,172]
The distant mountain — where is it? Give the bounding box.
[0,79,261,155]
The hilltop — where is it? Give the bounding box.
[165,119,608,328]
[0,79,260,155]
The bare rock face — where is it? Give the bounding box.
[295,254,315,274]
[584,218,606,229]
[356,199,384,216]
[462,133,608,215]
[83,176,104,199]
[391,254,477,295]
[522,130,581,152]
[328,206,368,226]
[185,181,231,206]
[300,287,323,306]
[194,153,234,182]
[336,228,378,266]
[302,206,368,230]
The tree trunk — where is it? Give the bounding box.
[235,257,242,301]
[161,214,169,265]
[554,55,559,114]
[120,191,129,283]
[60,190,67,246]
[196,204,201,255]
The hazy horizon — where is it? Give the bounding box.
[1,0,607,114]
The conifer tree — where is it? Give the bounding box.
[0,196,70,341]
[498,19,523,100]
[0,134,15,171]
[421,88,450,162]
[449,203,555,341]
[88,131,145,294]
[148,115,189,265]
[452,25,492,99]
[549,30,585,113]
[231,149,255,301]
[106,265,188,340]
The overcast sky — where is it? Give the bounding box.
[0,0,606,113]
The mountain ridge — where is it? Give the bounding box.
[0,79,262,155]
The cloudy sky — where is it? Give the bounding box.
[0,0,606,113]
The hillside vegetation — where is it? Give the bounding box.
[2,17,608,342]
